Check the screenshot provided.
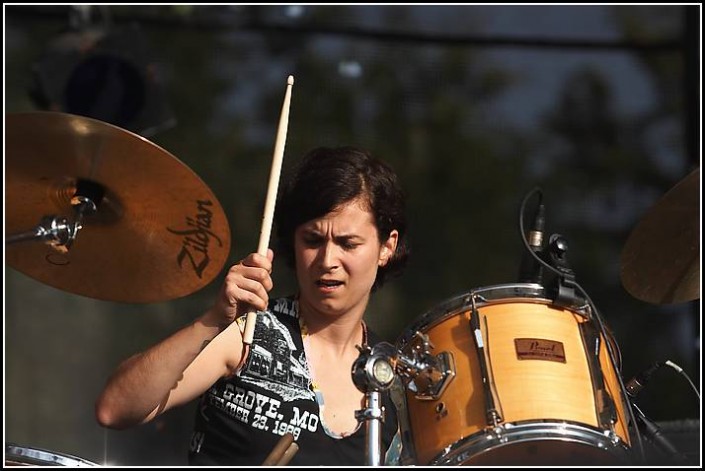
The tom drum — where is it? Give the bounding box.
[395,284,632,466]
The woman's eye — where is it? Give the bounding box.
[303,238,322,247]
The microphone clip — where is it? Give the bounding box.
[545,233,583,309]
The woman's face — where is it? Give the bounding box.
[294,197,398,319]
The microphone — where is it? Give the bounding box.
[518,202,545,284]
[625,362,662,398]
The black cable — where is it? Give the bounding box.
[622,359,698,464]
[663,360,701,400]
[573,280,648,465]
[631,402,689,464]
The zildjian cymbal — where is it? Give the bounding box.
[621,167,700,304]
[5,111,231,303]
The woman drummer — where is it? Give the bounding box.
[95,146,410,465]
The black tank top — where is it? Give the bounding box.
[188,296,398,466]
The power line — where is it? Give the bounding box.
[5,5,683,53]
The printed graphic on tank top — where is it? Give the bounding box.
[188,297,397,466]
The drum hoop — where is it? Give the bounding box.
[5,443,98,467]
[397,283,552,348]
[429,420,632,466]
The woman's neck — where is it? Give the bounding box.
[298,304,367,355]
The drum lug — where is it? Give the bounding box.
[603,428,621,446]
[488,424,510,444]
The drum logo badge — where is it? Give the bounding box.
[514,338,566,363]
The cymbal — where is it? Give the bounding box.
[621,168,700,304]
[5,111,231,303]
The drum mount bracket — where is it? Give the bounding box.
[395,332,456,401]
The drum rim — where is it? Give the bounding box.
[428,419,632,466]
[396,283,551,348]
[5,443,98,466]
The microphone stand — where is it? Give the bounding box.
[351,343,398,466]
[356,390,385,466]
[631,402,688,465]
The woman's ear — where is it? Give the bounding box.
[379,230,399,266]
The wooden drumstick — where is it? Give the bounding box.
[243,75,294,345]
[276,441,300,466]
[261,432,295,466]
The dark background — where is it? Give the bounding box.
[4,4,700,466]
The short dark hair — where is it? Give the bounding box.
[275,146,409,290]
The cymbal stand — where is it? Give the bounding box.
[351,342,398,466]
[6,196,96,252]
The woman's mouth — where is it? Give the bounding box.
[316,279,343,292]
